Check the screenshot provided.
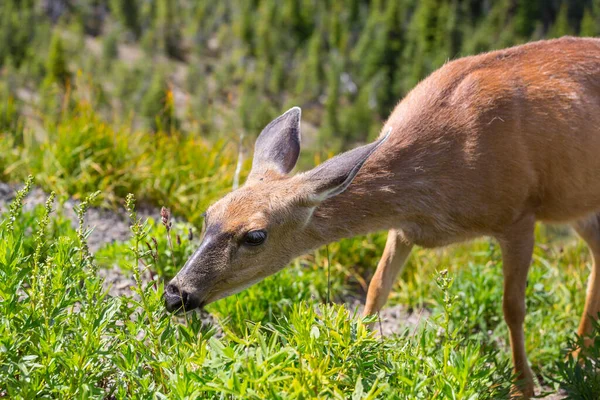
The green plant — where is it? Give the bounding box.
[1,186,520,398]
[43,32,70,88]
[0,102,235,223]
[551,316,600,399]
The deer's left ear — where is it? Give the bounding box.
[248,107,301,181]
[301,128,391,203]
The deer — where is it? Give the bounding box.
[164,36,600,398]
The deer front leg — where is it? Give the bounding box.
[496,215,536,398]
[363,229,413,316]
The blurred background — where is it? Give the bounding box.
[2,1,599,150]
[0,0,599,216]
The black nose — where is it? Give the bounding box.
[164,283,200,313]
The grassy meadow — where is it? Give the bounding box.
[0,104,599,399]
[2,0,600,398]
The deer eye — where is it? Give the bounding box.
[243,230,267,246]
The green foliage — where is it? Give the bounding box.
[102,30,120,65]
[141,70,179,132]
[0,87,23,138]
[1,181,592,397]
[110,0,141,38]
[97,216,197,280]
[0,0,40,68]
[1,0,596,152]
[550,2,573,38]
[551,317,600,398]
[514,0,541,38]
[44,32,70,88]
[1,193,517,398]
[155,0,184,60]
[580,7,598,36]
[0,102,234,224]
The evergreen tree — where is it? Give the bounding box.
[238,74,276,137]
[102,31,119,65]
[514,0,540,38]
[295,32,323,100]
[550,2,572,38]
[44,32,70,87]
[321,53,342,146]
[2,0,599,152]
[156,0,183,60]
[0,0,37,67]
[341,81,378,143]
[141,70,178,132]
[0,83,23,138]
[269,58,285,95]
[110,0,140,39]
[580,8,597,36]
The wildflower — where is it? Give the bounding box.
[161,207,172,231]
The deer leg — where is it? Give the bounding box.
[363,229,413,316]
[496,215,536,398]
[572,214,600,350]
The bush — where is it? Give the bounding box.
[0,184,514,398]
[44,33,70,88]
[551,317,600,399]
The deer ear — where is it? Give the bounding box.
[248,107,301,181]
[303,128,391,202]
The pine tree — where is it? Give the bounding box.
[322,53,342,144]
[269,58,285,95]
[141,70,178,132]
[461,0,514,54]
[110,0,140,39]
[232,0,255,56]
[102,31,119,65]
[580,8,597,36]
[514,0,540,38]
[44,32,70,87]
[156,0,183,60]
[295,32,323,100]
[238,74,276,137]
[550,2,572,38]
[255,0,277,64]
[353,5,386,83]
[0,0,37,67]
[341,81,378,143]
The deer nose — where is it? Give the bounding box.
[164,282,200,312]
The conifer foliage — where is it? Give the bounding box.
[0,0,598,149]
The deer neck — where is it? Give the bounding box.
[298,138,447,252]
[301,162,405,250]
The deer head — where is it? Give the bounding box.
[164,107,389,312]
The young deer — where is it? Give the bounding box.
[165,37,600,397]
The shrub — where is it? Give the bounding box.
[0,185,513,398]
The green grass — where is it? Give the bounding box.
[1,188,518,399]
[1,179,600,399]
[0,98,599,398]
[0,101,237,224]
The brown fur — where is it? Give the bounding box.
[170,37,600,398]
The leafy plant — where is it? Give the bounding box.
[551,316,600,399]
[1,185,518,398]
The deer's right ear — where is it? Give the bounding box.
[248,107,301,181]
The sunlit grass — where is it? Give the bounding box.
[1,190,517,398]
[0,102,598,398]
[0,101,237,225]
